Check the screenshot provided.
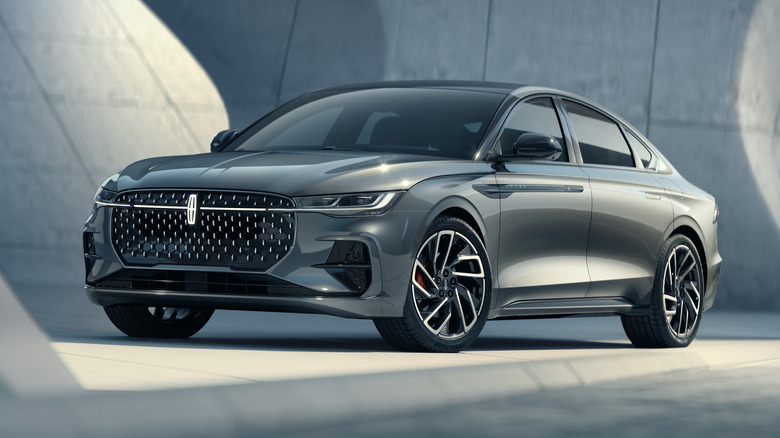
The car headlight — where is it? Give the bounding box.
[94,173,119,205]
[294,191,404,216]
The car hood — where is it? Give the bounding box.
[115,150,492,196]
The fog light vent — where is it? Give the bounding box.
[83,231,98,273]
[315,241,372,293]
[84,232,96,255]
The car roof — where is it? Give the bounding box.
[315,80,524,95]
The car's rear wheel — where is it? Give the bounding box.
[622,234,704,348]
[374,216,491,352]
[104,304,214,338]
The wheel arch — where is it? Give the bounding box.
[669,223,708,290]
[437,206,485,243]
[414,194,491,249]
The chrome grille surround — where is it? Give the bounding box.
[110,191,295,271]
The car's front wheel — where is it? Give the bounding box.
[374,216,491,352]
[622,234,704,348]
[104,304,214,339]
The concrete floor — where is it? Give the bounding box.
[287,360,780,438]
[2,267,779,437]
[0,310,776,437]
[49,309,780,392]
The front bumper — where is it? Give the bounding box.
[84,202,420,319]
[84,285,398,319]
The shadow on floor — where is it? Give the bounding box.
[54,334,630,353]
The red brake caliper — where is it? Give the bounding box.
[415,261,429,302]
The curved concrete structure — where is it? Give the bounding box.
[0,0,777,336]
[737,0,780,248]
[0,0,227,326]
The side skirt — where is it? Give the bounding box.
[488,297,648,320]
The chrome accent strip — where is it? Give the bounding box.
[99,200,400,214]
[502,184,584,193]
[473,183,583,195]
[95,201,132,208]
[133,204,188,210]
[100,191,405,214]
[200,206,269,212]
[472,184,502,195]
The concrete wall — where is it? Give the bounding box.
[0,0,227,329]
[0,0,778,316]
[137,0,780,309]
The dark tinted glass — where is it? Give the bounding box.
[496,98,567,162]
[226,88,505,159]
[564,101,634,167]
[626,129,654,169]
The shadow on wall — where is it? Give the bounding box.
[144,0,387,130]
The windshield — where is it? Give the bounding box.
[224,88,505,159]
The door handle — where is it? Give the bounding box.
[645,192,662,200]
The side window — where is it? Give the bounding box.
[625,129,655,170]
[563,101,634,167]
[496,97,568,162]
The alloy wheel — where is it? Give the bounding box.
[662,244,702,338]
[411,230,486,340]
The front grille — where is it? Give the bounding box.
[111,191,295,270]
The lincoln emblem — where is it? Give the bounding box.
[186,194,198,225]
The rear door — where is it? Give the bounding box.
[560,99,672,305]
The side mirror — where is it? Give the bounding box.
[512,133,563,161]
[210,129,239,152]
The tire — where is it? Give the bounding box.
[622,234,704,348]
[104,304,214,339]
[374,216,492,352]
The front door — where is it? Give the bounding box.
[491,97,592,309]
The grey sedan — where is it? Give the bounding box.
[84,81,721,352]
